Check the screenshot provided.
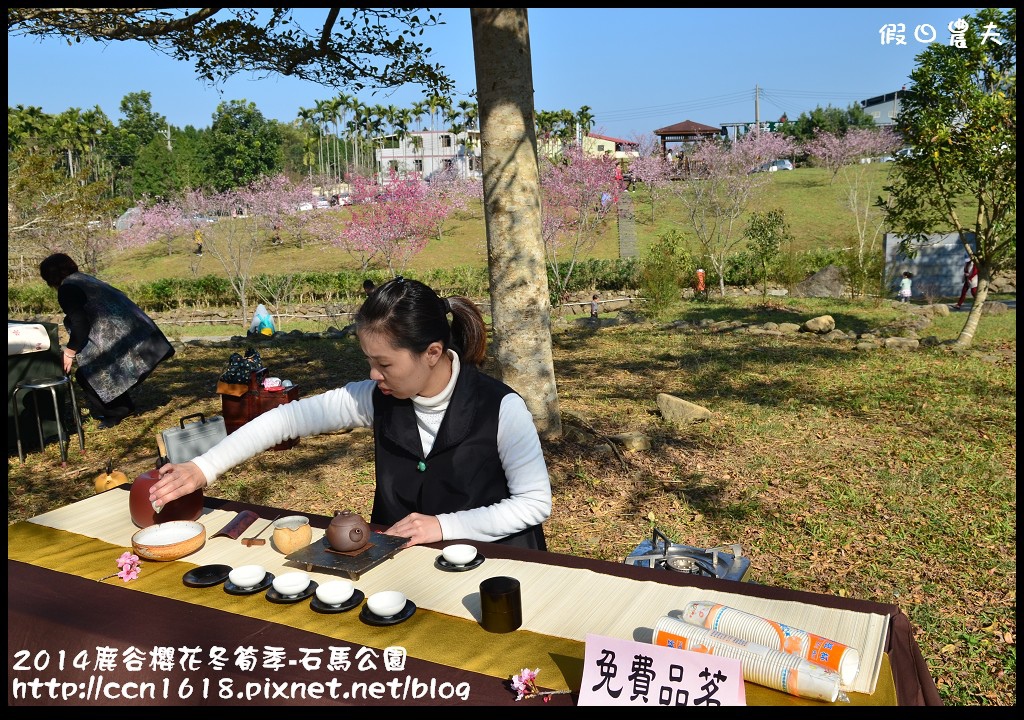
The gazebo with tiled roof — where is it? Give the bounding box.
[653,119,724,155]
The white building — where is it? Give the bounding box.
[377,129,639,181]
[375,129,482,181]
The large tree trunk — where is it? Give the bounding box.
[470,8,562,438]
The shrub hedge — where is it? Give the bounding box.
[8,252,839,316]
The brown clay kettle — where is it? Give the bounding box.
[325,510,370,552]
[129,462,204,528]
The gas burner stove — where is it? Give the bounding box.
[624,528,750,582]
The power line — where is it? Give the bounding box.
[592,86,885,129]
[594,90,754,121]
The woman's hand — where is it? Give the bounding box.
[151,461,207,509]
[62,350,75,374]
[385,513,442,548]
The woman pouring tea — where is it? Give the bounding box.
[149,277,551,550]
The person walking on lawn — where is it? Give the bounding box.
[955,256,978,309]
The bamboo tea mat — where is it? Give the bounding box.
[26,489,888,695]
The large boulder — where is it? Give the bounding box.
[656,393,712,425]
[792,264,848,298]
[802,315,836,333]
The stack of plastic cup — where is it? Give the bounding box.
[652,615,845,703]
[680,601,861,687]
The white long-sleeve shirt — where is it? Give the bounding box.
[194,352,552,543]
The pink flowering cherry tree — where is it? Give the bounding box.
[120,174,315,325]
[804,127,902,294]
[540,143,622,304]
[208,174,314,324]
[666,131,795,295]
[803,126,901,184]
[424,166,483,241]
[627,132,676,222]
[117,199,189,256]
[339,168,439,275]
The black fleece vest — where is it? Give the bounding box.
[370,363,546,550]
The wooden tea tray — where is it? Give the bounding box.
[285,533,408,580]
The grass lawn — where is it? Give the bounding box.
[6,293,1015,706]
[7,163,1015,705]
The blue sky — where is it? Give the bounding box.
[8,8,983,141]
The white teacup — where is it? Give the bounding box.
[442,544,477,566]
[228,564,266,590]
[367,590,407,618]
[272,571,311,597]
[315,579,355,607]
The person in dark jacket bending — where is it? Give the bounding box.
[39,253,175,428]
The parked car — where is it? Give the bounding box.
[753,159,794,173]
[299,197,332,211]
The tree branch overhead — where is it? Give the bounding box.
[8,8,452,95]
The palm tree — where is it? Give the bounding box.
[576,105,595,144]
[305,103,325,176]
[314,98,334,178]
[425,93,446,133]
[408,134,424,173]
[335,92,353,177]
[443,108,466,177]
[357,101,380,176]
[346,99,367,174]
[9,104,49,154]
[296,106,318,181]
[457,99,478,130]
[325,96,343,184]
[411,100,429,131]
[534,110,554,139]
[455,99,480,176]
[300,135,316,182]
[366,104,388,182]
[345,116,361,174]
[80,105,113,185]
[392,107,413,173]
[53,108,89,178]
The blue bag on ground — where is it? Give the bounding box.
[249,304,276,335]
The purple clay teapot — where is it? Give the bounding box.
[325,510,370,552]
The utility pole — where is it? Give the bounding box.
[164,123,172,152]
[754,85,760,134]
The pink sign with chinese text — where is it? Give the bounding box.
[577,633,746,706]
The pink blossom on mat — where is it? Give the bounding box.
[509,667,570,702]
[100,552,142,583]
